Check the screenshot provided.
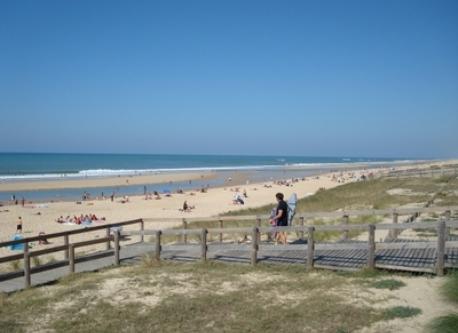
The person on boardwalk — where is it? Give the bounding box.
[270,193,288,244]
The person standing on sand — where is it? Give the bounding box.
[16,216,23,233]
[270,193,288,245]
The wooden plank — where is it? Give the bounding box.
[256,217,261,244]
[219,220,223,243]
[29,245,68,257]
[68,244,75,273]
[314,243,368,251]
[342,215,349,241]
[0,253,24,264]
[201,229,207,262]
[73,237,111,249]
[376,241,450,250]
[368,224,376,269]
[155,231,162,261]
[299,217,305,240]
[307,227,315,271]
[162,229,203,236]
[140,220,145,243]
[105,228,111,250]
[64,235,69,260]
[23,244,30,288]
[436,220,446,276]
[251,227,258,266]
[182,219,188,244]
[376,263,434,273]
[114,232,120,266]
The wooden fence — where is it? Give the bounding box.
[1,205,457,289]
[123,218,458,276]
[0,219,143,288]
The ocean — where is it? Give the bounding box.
[0,153,413,201]
[0,153,406,180]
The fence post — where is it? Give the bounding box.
[155,230,162,261]
[219,220,223,243]
[256,217,261,243]
[106,228,111,250]
[389,212,399,240]
[114,231,120,266]
[342,215,349,241]
[64,234,69,260]
[251,227,259,266]
[307,227,315,271]
[140,220,144,243]
[436,220,446,276]
[201,229,208,262]
[69,244,75,273]
[444,210,451,240]
[299,217,305,240]
[182,219,188,244]
[23,242,31,288]
[367,224,376,269]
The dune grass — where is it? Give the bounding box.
[441,271,458,303]
[225,177,444,218]
[382,306,422,320]
[427,270,458,333]
[428,314,458,333]
[370,279,406,290]
[0,261,418,333]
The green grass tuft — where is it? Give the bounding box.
[383,306,422,320]
[370,279,406,290]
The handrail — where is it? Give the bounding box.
[123,219,458,237]
[0,218,143,248]
[141,205,458,223]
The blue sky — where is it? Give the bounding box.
[0,0,457,158]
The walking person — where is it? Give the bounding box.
[16,216,23,233]
[270,193,288,245]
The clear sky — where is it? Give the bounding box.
[0,0,457,158]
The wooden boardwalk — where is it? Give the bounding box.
[2,239,457,293]
[1,208,457,294]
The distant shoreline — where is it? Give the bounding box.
[0,159,452,202]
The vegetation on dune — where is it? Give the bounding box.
[441,271,458,303]
[225,177,449,218]
[370,279,406,290]
[0,262,416,333]
[428,314,458,333]
[382,306,422,320]
[427,270,458,333]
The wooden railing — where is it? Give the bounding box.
[123,219,458,276]
[0,219,143,288]
[1,205,457,289]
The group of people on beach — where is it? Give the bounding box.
[56,214,105,225]
[10,195,26,207]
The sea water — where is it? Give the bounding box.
[0,153,414,201]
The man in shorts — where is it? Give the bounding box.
[270,193,288,244]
